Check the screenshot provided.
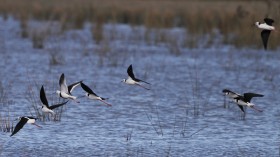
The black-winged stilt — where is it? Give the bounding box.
[255,18,275,50]
[40,85,68,115]
[122,64,150,90]
[56,73,82,103]
[223,89,263,112]
[10,116,41,137]
[80,82,112,106]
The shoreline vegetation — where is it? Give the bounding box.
[0,0,279,49]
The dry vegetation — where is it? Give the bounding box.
[0,82,14,133]
[0,0,279,49]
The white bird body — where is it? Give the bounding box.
[233,99,254,107]
[256,22,275,31]
[57,90,77,100]
[42,105,55,115]
[123,77,137,85]
[87,93,102,100]
[26,118,36,124]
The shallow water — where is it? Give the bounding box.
[0,17,279,157]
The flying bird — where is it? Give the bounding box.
[56,73,82,103]
[122,64,150,90]
[40,85,68,115]
[80,82,112,106]
[10,116,41,137]
[223,89,263,112]
[255,18,275,50]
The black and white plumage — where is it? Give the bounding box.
[255,18,275,50]
[56,73,82,103]
[10,116,41,137]
[122,64,150,90]
[223,89,263,112]
[81,82,112,106]
[222,89,241,99]
[40,85,68,115]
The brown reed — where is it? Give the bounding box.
[0,0,279,49]
[0,82,14,133]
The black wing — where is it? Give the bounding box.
[81,82,97,96]
[264,18,274,26]
[10,117,28,137]
[237,105,245,113]
[243,93,264,102]
[68,81,82,94]
[261,30,271,50]
[59,73,65,87]
[127,64,136,79]
[134,78,150,84]
[49,101,69,110]
[40,85,49,107]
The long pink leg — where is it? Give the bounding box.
[99,100,112,107]
[136,83,150,90]
[251,106,263,112]
[70,98,80,104]
[32,123,42,128]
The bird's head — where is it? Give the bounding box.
[255,22,260,26]
[222,89,230,95]
[121,79,126,83]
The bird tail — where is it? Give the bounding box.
[101,97,109,100]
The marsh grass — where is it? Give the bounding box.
[0,82,14,133]
[0,0,279,49]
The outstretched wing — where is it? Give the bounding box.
[10,117,28,137]
[243,93,264,102]
[59,73,68,93]
[49,101,69,110]
[40,85,49,107]
[261,30,271,50]
[127,64,136,79]
[68,81,82,93]
[237,105,245,113]
[134,78,150,84]
[81,82,97,96]
[264,18,274,26]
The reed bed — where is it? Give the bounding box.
[0,82,14,133]
[0,0,279,49]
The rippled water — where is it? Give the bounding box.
[0,17,279,157]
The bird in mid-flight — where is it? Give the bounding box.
[255,18,275,50]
